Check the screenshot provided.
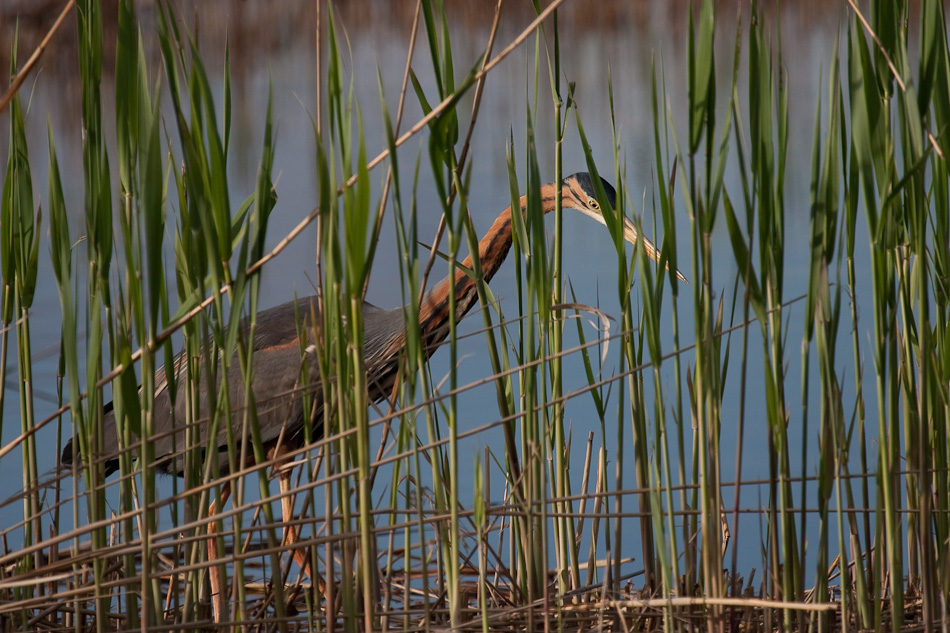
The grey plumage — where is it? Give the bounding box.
[61,296,407,477]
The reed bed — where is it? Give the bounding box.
[0,0,947,631]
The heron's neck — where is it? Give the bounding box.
[419,203,514,329]
[417,184,563,350]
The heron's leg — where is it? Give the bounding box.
[207,481,232,624]
[277,469,328,592]
[268,443,327,595]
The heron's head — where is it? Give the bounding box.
[558,172,687,283]
[560,172,617,213]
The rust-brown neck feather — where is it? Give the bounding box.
[418,181,580,354]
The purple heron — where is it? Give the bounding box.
[60,172,684,616]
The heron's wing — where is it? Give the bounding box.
[361,303,414,408]
[62,296,326,476]
[363,303,405,363]
[251,295,321,351]
[163,295,326,475]
[62,295,407,478]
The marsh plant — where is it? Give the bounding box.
[0,0,947,631]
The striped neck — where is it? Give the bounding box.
[416,183,566,354]
[417,204,516,345]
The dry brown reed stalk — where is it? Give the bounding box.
[0,0,75,116]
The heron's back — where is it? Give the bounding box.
[61,296,408,477]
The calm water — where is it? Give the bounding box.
[1,1,886,580]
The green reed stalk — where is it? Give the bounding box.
[502,150,536,598]
[752,6,799,621]
[919,2,950,615]
[524,16,560,617]
[2,33,42,623]
[415,2,468,622]
[842,86,874,628]
[520,118,549,607]
[321,9,360,628]
[648,57,682,613]
[349,121,380,631]
[804,42,845,631]
[529,1,578,601]
[848,10,906,628]
[896,7,938,623]
[684,1,731,610]
[113,0,165,622]
[73,1,115,626]
[380,78,431,627]
[46,122,78,625]
[841,158,874,631]
[651,54,696,607]
[473,457,490,633]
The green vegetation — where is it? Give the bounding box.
[0,0,947,630]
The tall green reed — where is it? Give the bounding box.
[844,1,950,628]
[677,0,734,610]
[2,32,42,625]
[5,0,950,630]
[45,1,281,626]
[722,5,802,625]
[315,5,388,628]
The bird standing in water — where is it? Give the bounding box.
[61,172,684,619]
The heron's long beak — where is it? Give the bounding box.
[577,206,688,283]
[620,216,688,283]
[570,199,688,283]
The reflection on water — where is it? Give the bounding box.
[0,0,900,576]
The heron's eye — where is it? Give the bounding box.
[587,196,600,210]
